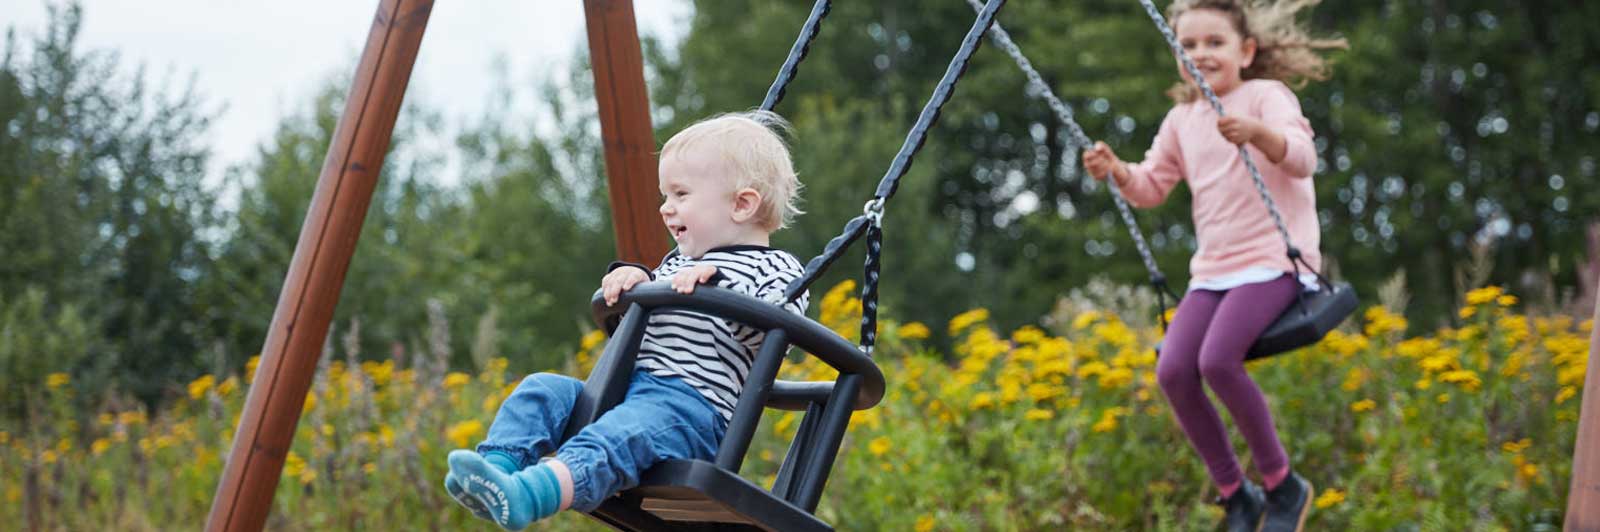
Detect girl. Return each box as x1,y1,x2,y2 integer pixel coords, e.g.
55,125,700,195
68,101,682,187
1081,1,1345,530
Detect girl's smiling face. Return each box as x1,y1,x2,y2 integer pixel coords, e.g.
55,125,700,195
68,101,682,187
1174,8,1256,96
658,148,746,259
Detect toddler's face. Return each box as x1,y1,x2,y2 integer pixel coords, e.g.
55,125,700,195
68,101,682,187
1174,8,1256,97
658,148,743,259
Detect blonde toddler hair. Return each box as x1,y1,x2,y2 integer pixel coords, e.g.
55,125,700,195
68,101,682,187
661,110,803,231
1166,0,1349,103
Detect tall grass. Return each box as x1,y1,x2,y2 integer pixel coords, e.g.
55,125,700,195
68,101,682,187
3,284,1587,530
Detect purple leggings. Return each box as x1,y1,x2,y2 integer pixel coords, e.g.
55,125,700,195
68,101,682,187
1157,274,1300,489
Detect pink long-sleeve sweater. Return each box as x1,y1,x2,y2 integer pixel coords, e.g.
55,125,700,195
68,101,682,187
1116,79,1322,284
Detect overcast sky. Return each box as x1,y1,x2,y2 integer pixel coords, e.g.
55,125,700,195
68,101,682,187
5,0,690,185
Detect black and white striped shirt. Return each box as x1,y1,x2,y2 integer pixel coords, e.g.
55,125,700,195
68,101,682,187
613,245,809,421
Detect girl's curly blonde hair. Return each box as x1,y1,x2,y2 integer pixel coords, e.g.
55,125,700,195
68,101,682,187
1165,0,1348,103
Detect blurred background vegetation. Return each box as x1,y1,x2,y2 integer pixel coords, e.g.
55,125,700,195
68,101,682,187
4,0,1595,412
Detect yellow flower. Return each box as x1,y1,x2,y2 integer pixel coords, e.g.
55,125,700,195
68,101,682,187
1496,294,1518,307
445,420,486,448
443,372,471,390
868,436,892,457
1350,399,1376,413
1314,488,1346,508
1072,310,1101,331
46,372,70,390
1092,407,1126,433
1438,370,1481,391
1097,367,1135,389
1024,409,1054,421
91,438,112,456
1436,393,1451,404
774,412,797,435
948,308,991,336
1464,286,1504,306
1556,386,1577,405
1340,367,1368,392
246,355,262,382
218,376,239,397
970,392,995,410
1458,306,1476,319
898,322,931,340
118,411,147,426
1501,438,1532,454
1363,307,1408,337
1026,383,1062,402
188,375,216,400
1077,361,1110,379
580,329,607,352
1513,454,1541,484
363,462,378,475
915,515,937,532
1011,325,1046,345
362,360,396,387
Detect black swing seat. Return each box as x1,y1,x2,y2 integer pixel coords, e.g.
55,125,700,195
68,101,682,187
1156,281,1359,361
1245,281,1359,360
567,282,886,532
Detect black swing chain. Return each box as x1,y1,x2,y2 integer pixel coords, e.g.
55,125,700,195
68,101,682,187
761,0,832,113
783,0,1007,314
968,0,1180,328
860,200,884,354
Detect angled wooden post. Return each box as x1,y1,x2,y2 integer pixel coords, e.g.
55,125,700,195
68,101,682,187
205,1,433,530
1569,281,1600,530
584,0,671,265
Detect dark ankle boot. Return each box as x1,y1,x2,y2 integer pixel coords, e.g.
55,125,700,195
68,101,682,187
1261,471,1313,532
1215,480,1266,532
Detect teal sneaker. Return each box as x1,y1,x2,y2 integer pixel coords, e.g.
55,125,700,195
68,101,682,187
447,449,563,530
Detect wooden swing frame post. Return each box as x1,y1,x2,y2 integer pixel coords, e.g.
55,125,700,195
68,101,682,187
1569,283,1600,530
585,0,672,265
204,1,663,530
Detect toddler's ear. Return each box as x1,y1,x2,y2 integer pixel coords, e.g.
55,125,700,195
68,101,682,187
731,188,763,223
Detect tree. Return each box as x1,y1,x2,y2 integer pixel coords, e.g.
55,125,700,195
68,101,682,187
0,2,217,406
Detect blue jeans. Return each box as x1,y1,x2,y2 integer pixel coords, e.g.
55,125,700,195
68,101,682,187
477,370,728,511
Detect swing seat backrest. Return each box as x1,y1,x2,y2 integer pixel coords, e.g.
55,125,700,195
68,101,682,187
565,282,885,532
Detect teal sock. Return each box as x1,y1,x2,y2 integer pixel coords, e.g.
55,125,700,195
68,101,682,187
448,449,562,530
483,450,520,474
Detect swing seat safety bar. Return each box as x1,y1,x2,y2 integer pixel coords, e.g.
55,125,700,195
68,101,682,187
566,282,885,532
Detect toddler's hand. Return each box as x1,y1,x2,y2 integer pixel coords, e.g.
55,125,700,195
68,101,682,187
671,264,719,294
601,266,651,306
1217,115,1264,145
1081,141,1124,182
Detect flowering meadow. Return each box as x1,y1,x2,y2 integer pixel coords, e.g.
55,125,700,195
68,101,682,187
3,283,1588,530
